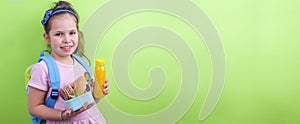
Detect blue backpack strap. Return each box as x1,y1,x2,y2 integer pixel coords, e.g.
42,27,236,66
72,54,94,82
38,54,60,108
39,50,50,57
29,51,59,124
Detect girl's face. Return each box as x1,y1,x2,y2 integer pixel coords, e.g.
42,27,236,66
44,13,78,59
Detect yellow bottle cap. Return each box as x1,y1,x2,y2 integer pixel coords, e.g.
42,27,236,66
96,59,105,65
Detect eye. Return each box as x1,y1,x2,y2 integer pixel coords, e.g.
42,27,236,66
55,33,62,36
70,31,77,35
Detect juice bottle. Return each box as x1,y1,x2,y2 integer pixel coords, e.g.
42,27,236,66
94,59,106,98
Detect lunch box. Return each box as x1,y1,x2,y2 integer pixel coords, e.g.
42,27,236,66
64,90,94,111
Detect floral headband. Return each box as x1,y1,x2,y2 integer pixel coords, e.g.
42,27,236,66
41,8,78,30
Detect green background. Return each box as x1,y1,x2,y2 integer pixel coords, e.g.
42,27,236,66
1,0,299,123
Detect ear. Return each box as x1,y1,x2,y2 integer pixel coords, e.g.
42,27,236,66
43,33,50,45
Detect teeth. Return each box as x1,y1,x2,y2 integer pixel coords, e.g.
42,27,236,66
61,46,72,49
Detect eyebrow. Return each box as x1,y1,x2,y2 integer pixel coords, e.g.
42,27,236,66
54,29,77,32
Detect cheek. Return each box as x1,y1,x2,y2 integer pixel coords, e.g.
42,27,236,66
50,38,61,46
73,36,79,44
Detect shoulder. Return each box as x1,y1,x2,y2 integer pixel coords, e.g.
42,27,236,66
31,60,48,72
30,61,49,80
27,61,49,91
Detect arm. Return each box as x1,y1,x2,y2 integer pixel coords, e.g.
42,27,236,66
28,86,92,121
27,86,62,121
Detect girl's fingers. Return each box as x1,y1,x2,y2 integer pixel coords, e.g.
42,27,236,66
65,108,72,117
103,81,109,94
87,102,95,109
103,88,109,94
70,102,91,116
82,102,88,110
104,83,108,88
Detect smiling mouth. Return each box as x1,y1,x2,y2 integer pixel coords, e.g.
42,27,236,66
61,45,73,50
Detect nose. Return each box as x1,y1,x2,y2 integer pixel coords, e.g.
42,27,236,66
64,35,71,43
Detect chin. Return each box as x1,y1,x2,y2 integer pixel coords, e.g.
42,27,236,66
59,52,73,57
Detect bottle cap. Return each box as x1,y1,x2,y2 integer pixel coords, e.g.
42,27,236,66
96,59,105,65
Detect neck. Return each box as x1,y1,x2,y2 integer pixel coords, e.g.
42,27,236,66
51,53,74,65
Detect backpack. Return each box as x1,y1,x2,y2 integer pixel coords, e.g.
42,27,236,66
25,50,94,124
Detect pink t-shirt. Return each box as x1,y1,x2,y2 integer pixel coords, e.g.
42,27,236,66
28,58,106,124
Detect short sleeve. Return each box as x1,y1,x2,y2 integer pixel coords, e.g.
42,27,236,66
27,61,49,91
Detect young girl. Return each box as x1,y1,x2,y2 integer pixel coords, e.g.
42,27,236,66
27,1,108,123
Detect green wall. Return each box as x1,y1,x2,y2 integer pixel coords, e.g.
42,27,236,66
0,0,299,123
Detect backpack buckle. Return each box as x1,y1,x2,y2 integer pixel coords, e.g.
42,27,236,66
51,89,59,99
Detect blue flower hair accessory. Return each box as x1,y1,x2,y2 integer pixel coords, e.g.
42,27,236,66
41,10,53,26
41,9,78,30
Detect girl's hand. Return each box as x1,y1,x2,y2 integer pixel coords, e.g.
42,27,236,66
103,79,109,95
92,79,109,101
61,102,95,121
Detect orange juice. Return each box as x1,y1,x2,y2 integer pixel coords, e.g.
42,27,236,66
94,59,106,98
